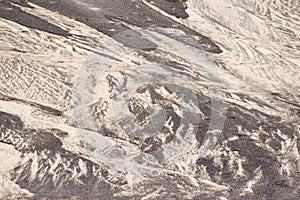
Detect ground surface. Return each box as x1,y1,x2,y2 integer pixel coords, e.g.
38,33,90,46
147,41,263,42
0,0,300,199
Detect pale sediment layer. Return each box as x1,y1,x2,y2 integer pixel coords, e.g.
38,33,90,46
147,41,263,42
0,0,299,199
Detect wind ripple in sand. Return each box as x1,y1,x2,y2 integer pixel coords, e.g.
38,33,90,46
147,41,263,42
182,0,300,105
0,0,299,199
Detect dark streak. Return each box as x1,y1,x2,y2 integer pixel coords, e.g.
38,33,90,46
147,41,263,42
27,0,222,53
145,0,189,19
0,0,70,37
0,93,63,116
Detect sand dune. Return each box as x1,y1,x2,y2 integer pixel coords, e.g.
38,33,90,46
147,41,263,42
0,0,299,199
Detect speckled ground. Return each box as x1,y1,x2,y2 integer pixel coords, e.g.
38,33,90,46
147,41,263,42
0,0,299,199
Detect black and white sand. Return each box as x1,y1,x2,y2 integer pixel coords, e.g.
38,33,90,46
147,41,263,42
0,0,299,199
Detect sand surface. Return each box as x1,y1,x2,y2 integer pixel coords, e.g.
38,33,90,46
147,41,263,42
0,0,299,199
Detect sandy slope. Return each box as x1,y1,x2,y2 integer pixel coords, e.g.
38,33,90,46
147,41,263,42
0,0,299,199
